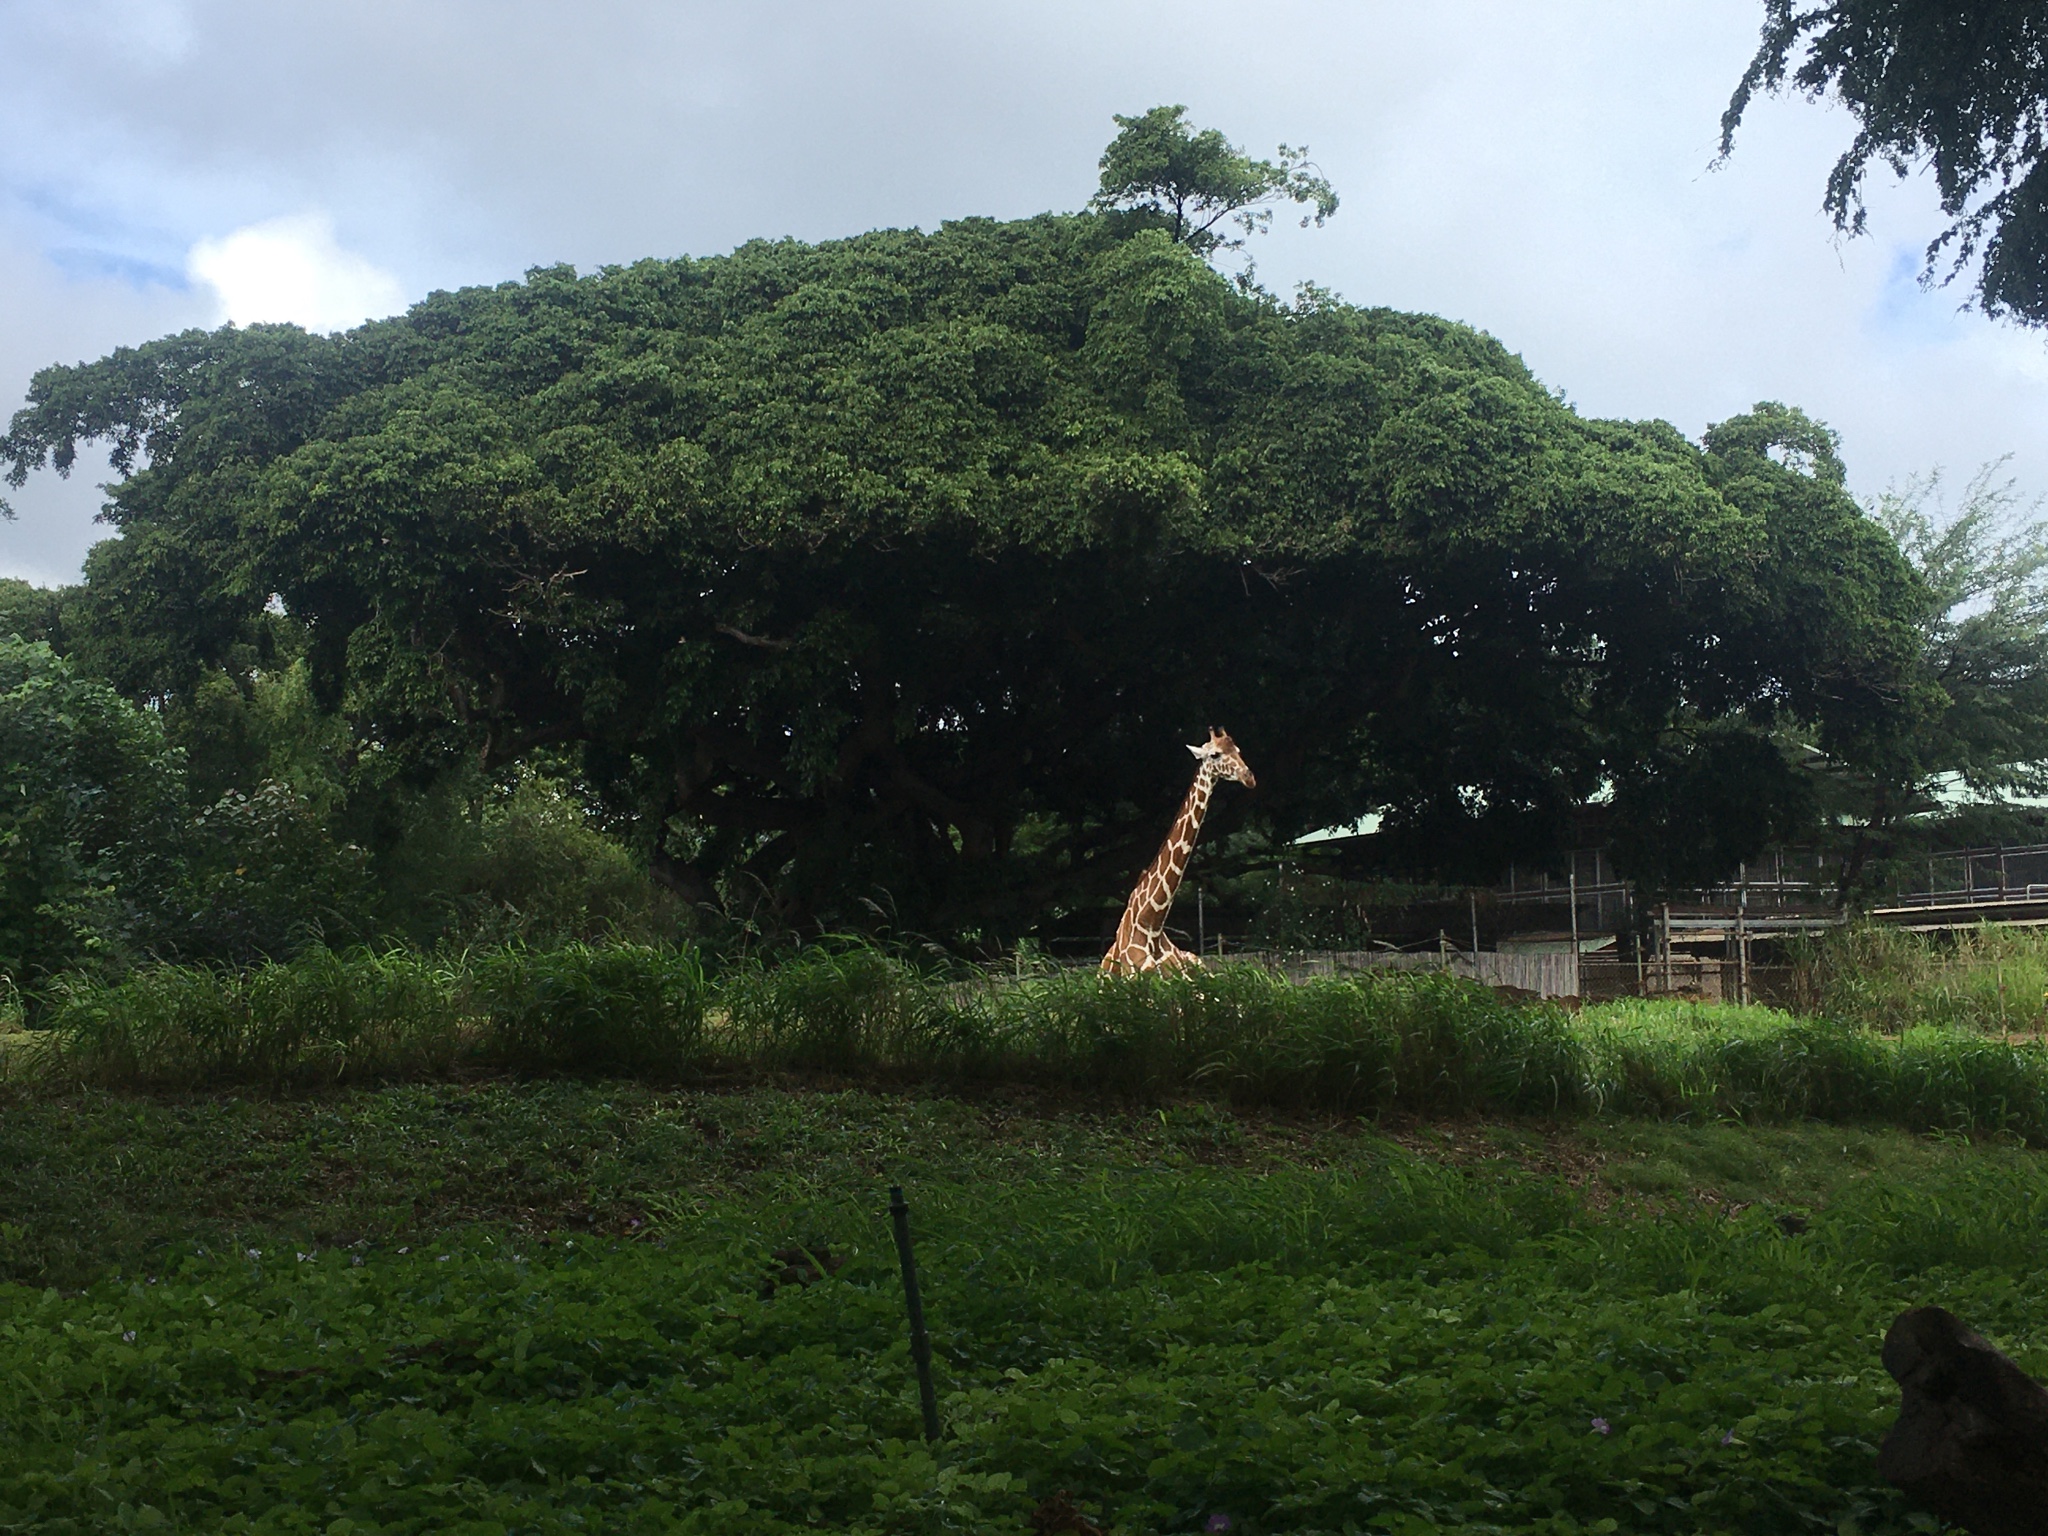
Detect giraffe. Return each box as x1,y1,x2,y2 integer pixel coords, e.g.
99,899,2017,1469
1101,727,1257,973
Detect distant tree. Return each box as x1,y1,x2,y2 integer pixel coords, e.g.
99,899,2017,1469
1091,105,1337,256
1722,2,2048,325
1819,462,2048,893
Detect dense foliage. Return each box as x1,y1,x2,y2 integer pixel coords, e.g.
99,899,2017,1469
0,638,184,982
0,195,1929,942
0,619,687,982
1723,0,2048,325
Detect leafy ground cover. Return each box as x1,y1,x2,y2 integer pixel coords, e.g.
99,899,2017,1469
3,1083,2046,1533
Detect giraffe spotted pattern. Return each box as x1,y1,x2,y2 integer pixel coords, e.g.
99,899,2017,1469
1102,727,1256,974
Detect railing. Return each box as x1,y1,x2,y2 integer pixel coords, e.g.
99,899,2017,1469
1885,843,2048,908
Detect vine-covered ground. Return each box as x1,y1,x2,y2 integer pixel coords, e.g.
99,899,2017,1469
3,1085,2042,1533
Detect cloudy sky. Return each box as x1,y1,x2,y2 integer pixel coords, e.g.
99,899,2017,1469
3,0,2044,586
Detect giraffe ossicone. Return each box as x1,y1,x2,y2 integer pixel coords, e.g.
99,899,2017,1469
1101,726,1256,974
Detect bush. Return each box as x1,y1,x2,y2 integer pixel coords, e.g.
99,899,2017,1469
427,775,689,949
161,780,377,965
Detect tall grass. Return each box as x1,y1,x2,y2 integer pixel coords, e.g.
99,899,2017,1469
1578,998,2048,1136
974,965,1585,1113
711,954,1582,1111
29,948,469,1088
1802,922,2048,1033
469,942,706,1074
15,942,2048,1143
718,945,978,1071
23,943,706,1088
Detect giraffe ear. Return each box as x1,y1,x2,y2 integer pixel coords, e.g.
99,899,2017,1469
1187,743,1206,758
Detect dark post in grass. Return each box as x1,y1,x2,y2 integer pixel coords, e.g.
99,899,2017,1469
889,1184,941,1443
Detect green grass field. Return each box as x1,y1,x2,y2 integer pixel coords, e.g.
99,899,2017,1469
4,1078,2046,1534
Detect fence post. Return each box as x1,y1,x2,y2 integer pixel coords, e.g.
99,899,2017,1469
1630,883,1645,996
1661,903,1673,994
1568,866,1581,999
888,1185,941,1444
1736,869,1750,1007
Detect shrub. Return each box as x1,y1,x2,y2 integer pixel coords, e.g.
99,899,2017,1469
432,775,689,949
162,780,377,965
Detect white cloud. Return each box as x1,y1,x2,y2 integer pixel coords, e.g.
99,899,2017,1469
8,0,195,68
186,212,405,332
103,0,196,66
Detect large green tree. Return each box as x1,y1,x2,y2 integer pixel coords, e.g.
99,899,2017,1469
3,121,1928,940
1722,2,2048,325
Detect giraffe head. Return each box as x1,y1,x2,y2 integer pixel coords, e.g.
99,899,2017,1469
1188,726,1257,789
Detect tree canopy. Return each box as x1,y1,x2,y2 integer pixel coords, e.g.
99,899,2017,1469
1091,105,1337,256
2,112,1933,942
1722,1,2048,326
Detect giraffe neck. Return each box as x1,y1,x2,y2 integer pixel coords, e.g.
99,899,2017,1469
1130,765,1216,938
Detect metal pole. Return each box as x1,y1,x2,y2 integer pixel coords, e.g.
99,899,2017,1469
1568,866,1581,1000
1469,891,1480,968
888,1185,941,1444
1737,869,1750,1008
1196,885,1205,959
